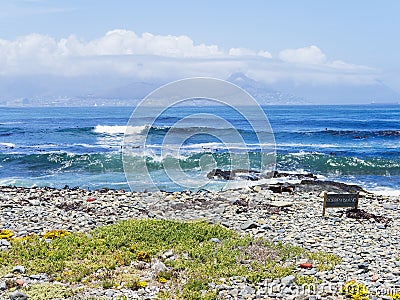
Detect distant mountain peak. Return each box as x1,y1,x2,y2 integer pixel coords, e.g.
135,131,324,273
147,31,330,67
227,72,258,86
226,72,308,105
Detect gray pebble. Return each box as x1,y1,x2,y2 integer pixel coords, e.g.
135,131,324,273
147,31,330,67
215,207,225,214
162,249,174,259
12,266,25,274
217,284,232,291
240,221,259,230
1,182,399,299
229,288,239,297
152,261,167,274
281,275,295,286
105,290,115,298
376,223,386,229
8,291,28,300
0,239,11,247
240,285,255,296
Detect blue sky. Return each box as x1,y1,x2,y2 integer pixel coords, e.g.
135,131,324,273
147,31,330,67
0,0,399,102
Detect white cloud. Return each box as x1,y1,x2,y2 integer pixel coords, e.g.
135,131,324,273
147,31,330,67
0,33,61,74
257,50,272,58
229,47,254,56
327,59,372,71
277,45,373,74
278,45,327,65
228,47,272,59
57,30,224,58
0,30,376,87
0,30,273,77
0,29,225,70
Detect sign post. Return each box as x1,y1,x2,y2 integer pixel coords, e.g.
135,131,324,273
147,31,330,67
322,192,359,216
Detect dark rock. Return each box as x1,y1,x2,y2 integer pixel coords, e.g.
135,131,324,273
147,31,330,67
272,171,317,180
346,208,391,227
268,184,295,193
207,169,236,180
12,266,25,274
240,221,259,230
358,262,369,268
298,180,365,193
207,168,261,181
55,201,83,211
207,169,317,182
261,224,273,230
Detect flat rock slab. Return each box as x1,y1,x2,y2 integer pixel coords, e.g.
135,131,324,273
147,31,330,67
269,201,294,207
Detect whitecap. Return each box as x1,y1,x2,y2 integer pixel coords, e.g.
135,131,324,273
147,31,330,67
0,142,15,148
93,125,148,135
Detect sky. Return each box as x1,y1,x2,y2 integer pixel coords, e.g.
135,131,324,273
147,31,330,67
0,0,399,103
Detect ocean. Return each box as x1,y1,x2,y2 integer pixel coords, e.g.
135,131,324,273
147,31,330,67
0,105,399,194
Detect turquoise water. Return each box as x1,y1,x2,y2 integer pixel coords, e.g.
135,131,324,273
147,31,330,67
0,105,399,193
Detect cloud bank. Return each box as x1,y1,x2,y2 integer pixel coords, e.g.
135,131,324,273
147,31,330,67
0,29,377,86
279,45,327,65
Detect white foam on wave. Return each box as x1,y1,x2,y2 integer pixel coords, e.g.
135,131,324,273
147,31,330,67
0,178,17,185
276,143,340,148
141,142,226,154
288,150,326,156
183,142,224,150
24,144,58,149
0,142,15,148
94,125,147,135
71,143,105,149
176,142,270,152
0,121,22,125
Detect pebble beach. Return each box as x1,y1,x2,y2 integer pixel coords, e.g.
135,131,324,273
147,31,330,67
1,181,399,300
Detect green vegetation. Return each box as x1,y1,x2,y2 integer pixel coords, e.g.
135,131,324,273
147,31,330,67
0,219,341,299
294,275,321,287
42,229,71,240
0,229,14,240
136,250,151,262
388,293,400,300
307,251,342,271
341,279,369,300
22,283,73,300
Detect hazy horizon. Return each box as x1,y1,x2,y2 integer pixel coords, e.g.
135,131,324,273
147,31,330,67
1,1,400,105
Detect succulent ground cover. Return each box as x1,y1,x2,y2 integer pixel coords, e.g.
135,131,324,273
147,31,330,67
0,219,341,299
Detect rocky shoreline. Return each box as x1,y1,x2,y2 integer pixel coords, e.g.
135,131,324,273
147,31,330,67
1,179,399,299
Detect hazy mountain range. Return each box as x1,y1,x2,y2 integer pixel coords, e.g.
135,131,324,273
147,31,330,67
0,72,398,106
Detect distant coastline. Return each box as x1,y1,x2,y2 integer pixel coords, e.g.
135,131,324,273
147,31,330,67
1,102,400,108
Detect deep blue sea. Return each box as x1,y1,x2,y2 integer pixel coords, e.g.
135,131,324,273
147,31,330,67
0,105,399,194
